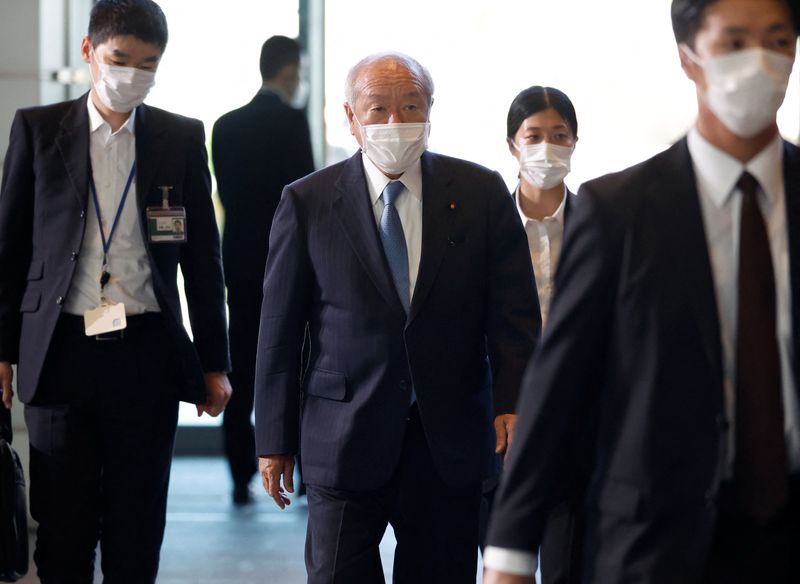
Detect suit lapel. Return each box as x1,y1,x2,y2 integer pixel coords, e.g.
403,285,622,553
333,153,403,312
564,188,574,225
651,139,723,384
54,94,91,211
782,141,800,401
134,104,167,209
409,152,452,323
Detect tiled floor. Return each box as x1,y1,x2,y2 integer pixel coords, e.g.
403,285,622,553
153,457,320,583
20,457,399,583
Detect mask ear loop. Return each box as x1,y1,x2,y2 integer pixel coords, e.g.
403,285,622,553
87,48,102,90
680,43,704,67
349,110,369,154
508,138,522,182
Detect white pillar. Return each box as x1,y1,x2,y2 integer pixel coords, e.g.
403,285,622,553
0,0,91,170
306,0,325,168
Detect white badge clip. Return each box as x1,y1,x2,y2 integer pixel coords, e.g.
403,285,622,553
84,302,127,337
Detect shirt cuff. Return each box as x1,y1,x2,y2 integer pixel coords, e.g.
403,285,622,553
483,546,538,576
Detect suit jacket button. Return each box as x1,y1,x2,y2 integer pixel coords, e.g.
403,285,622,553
398,380,409,391
56,296,64,305
79,211,85,219
70,251,79,261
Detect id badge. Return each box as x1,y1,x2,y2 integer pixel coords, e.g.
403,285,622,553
146,207,187,243
84,302,127,336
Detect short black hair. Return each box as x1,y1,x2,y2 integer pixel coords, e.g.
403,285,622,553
671,0,800,48
260,36,301,81
506,86,578,142
88,0,168,52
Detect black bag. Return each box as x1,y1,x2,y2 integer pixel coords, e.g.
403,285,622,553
0,407,28,581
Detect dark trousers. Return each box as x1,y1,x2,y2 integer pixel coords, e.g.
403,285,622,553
222,282,260,488
24,314,180,584
704,475,800,584
305,406,482,584
478,474,499,552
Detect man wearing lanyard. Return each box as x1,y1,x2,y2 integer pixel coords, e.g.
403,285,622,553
0,1,231,582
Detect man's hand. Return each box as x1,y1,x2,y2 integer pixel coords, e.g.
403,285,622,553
259,455,295,509
196,372,232,417
483,569,536,584
495,413,517,461
0,361,13,409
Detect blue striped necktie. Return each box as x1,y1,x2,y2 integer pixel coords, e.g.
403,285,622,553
379,181,410,314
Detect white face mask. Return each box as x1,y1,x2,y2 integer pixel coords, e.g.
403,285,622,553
91,52,156,112
353,114,430,175
681,45,794,138
513,142,573,190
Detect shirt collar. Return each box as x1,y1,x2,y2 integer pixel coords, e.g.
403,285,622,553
361,151,423,206
86,93,136,136
687,126,783,208
514,184,568,226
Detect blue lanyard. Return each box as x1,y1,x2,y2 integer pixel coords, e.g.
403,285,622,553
89,163,136,259
89,163,136,295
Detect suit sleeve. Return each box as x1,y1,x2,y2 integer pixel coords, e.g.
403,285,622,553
485,172,541,415
178,120,231,373
280,109,315,184
486,183,618,552
253,184,312,456
0,110,35,363
209,118,230,209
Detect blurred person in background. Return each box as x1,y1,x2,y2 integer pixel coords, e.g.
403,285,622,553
212,35,314,505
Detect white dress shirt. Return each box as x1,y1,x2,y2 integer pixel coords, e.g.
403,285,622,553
485,130,800,576
689,127,800,476
515,186,569,327
64,96,160,316
361,152,423,302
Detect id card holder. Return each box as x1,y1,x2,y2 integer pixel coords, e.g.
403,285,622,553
146,206,187,243
84,302,127,336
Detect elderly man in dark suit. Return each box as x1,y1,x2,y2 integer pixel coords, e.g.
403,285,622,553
212,35,314,505
0,1,231,581
485,0,800,583
254,52,540,583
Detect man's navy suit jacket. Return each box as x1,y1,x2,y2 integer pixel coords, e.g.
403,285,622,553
487,138,800,583
0,94,230,405
254,150,540,491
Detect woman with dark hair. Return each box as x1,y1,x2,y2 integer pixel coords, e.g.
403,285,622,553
487,86,585,584
506,85,578,326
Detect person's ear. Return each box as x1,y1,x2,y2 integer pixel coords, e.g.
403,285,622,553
80,36,93,65
678,43,701,83
507,139,520,159
344,102,357,137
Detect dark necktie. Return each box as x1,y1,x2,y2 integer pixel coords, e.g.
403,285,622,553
734,171,788,523
379,181,410,314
